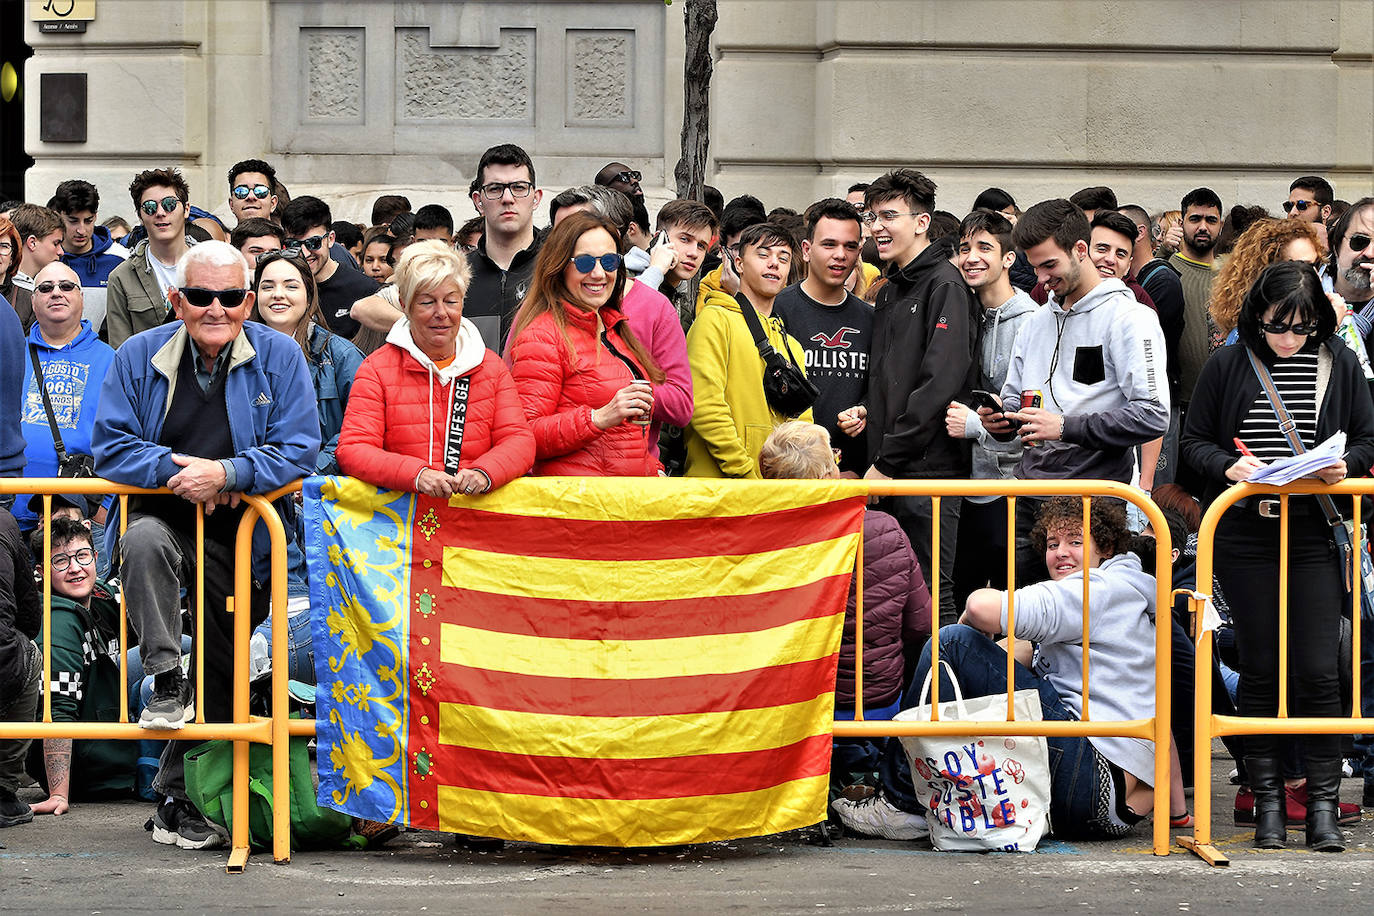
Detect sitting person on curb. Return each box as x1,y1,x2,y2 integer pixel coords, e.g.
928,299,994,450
832,497,1166,840
93,240,319,850
758,421,930,791
27,516,138,815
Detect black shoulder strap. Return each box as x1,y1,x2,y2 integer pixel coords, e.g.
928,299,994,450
735,293,801,369
442,375,472,475
28,343,70,463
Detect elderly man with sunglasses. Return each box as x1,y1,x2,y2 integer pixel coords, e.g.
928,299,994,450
104,168,199,348
92,240,319,850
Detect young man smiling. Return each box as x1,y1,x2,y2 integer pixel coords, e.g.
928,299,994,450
837,168,980,625
774,198,871,473
281,195,378,340
104,168,197,348
684,223,811,478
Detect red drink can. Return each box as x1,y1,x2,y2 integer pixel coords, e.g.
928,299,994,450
1021,389,1043,446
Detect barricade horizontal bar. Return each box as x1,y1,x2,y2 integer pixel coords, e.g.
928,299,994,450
0,721,272,742
833,718,1157,740
1208,715,1374,738
287,719,317,737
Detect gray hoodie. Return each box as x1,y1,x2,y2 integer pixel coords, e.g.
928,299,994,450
999,551,1158,784
961,290,1037,500
1000,278,1169,482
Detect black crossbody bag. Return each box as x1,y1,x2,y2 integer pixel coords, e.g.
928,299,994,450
28,344,96,479
1246,347,1374,620
736,293,818,419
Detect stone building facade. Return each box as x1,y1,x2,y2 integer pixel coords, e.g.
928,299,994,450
22,0,1373,226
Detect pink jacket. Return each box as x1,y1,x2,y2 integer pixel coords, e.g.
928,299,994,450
622,280,693,458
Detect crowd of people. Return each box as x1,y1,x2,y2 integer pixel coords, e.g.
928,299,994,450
0,144,1372,853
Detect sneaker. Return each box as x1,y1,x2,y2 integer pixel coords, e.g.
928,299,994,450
151,798,224,850
354,818,400,848
0,788,33,828
830,790,929,840
140,668,192,729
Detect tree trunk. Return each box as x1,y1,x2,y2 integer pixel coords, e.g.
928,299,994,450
674,0,717,203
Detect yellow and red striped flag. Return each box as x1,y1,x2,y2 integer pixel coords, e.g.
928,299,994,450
306,476,864,847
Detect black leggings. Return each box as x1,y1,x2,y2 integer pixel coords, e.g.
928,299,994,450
1214,509,1343,760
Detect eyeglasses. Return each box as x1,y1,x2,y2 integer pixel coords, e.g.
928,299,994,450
139,196,183,216
1259,319,1320,336
569,253,622,273
479,181,535,200
1348,233,1372,252
35,280,80,295
611,170,642,185
232,183,273,201
51,547,95,572
0,242,13,255
179,287,250,308
284,234,328,253
860,210,919,225
459,243,478,253
1282,199,1318,214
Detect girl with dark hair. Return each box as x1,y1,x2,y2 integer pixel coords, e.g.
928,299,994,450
252,250,364,476
1182,261,1374,851
507,211,665,476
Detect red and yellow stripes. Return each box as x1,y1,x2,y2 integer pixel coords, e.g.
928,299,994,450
401,478,865,846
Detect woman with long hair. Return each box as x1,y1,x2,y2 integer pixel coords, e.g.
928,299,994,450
507,211,665,476
1210,218,1325,337
252,250,364,476
1182,261,1374,851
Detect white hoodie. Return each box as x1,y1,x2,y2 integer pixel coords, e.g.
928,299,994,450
386,315,487,469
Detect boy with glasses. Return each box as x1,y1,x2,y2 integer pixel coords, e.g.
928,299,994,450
281,196,379,340
837,169,981,626
464,144,544,349
226,159,279,225
104,168,197,348
26,515,139,817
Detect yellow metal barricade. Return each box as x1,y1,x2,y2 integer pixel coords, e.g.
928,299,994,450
835,479,1174,857
1181,479,1374,867
0,478,288,873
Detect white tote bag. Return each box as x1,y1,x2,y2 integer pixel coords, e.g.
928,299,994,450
894,662,1051,852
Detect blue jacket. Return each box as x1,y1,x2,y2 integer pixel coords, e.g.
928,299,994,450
306,324,364,475
93,321,320,579
15,320,116,530
0,297,23,477
61,227,129,289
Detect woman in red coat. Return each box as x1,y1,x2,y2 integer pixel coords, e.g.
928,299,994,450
336,240,534,496
506,211,665,476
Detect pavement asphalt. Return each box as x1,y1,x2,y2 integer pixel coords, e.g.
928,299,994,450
3,744,1374,914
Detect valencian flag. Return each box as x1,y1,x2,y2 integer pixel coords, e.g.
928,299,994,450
304,476,864,847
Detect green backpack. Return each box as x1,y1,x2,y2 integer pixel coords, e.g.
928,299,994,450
184,734,360,851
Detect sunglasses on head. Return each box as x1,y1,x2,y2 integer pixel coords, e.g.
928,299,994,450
139,196,182,216
1348,233,1372,252
1259,319,1320,336
569,253,622,273
179,287,250,308
1282,199,1319,214
612,170,642,184
34,280,79,295
232,183,273,201
285,234,328,252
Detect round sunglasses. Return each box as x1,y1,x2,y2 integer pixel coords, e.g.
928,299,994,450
233,183,273,201
568,253,622,273
139,196,183,216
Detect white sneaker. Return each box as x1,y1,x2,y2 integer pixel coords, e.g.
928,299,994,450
831,791,930,840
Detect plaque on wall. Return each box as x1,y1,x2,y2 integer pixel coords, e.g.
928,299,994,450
39,72,86,143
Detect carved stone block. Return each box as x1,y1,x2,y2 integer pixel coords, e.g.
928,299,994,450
566,30,632,126
397,27,534,122
303,28,365,122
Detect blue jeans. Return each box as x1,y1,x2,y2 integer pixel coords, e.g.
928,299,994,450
879,625,1099,837
253,608,316,686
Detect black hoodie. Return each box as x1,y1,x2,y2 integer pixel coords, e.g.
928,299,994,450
864,242,981,478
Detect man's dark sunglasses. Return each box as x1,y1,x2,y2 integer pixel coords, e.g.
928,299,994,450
232,183,273,201
1347,233,1372,252
180,287,250,308
612,170,642,184
285,234,328,252
569,253,622,273
1259,320,1320,336
139,196,182,216
1282,199,1318,214
35,280,79,295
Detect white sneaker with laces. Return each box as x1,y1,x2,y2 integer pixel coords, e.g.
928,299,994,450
831,791,930,840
